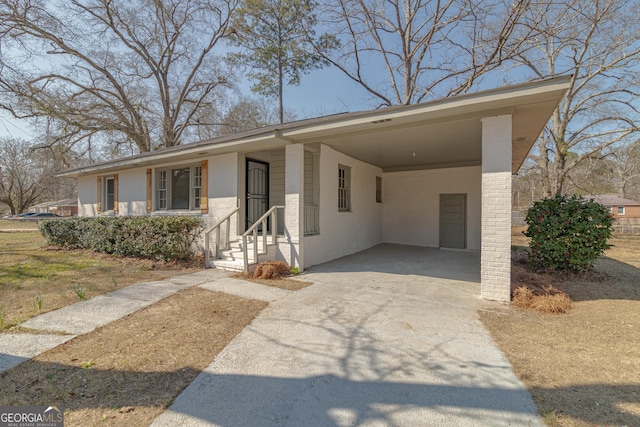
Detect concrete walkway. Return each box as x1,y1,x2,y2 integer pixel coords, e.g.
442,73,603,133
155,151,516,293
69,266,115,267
151,244,543,427
0,270,290,372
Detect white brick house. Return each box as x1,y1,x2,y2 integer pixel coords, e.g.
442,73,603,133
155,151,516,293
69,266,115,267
59,77,570,301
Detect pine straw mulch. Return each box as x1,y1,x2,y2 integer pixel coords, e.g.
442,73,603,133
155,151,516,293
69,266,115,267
233,260,313,291
509,248,607,314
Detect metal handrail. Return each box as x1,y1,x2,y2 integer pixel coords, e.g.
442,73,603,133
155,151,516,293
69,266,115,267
204,207,239,266
241,205,284,272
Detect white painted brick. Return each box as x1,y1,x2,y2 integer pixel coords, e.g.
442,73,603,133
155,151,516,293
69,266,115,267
481,115,512,301
285,144,305,269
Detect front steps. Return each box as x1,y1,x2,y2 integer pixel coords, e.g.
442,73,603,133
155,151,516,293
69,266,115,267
207,235,278,272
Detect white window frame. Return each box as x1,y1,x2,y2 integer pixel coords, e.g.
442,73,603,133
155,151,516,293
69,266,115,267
104,176,115,211
338,164,351,212
155,164,202,211
617,206,625,215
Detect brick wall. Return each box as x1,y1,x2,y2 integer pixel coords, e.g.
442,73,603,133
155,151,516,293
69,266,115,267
481,115,512,301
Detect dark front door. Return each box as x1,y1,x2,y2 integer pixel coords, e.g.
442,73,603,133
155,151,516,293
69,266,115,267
246,159,269,230
440,194,467,249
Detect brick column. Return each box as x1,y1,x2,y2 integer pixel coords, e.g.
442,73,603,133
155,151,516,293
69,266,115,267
285,143,305,270
481,115,512,301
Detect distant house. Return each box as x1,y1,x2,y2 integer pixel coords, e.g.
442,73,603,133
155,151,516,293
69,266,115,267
29,199,78,217
588,194,640,219
58,77,570,301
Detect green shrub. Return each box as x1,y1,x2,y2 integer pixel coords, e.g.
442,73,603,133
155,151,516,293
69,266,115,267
524,194,613,272
40,216,203,262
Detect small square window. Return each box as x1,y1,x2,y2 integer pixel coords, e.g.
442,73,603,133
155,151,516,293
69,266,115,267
617,206,625,215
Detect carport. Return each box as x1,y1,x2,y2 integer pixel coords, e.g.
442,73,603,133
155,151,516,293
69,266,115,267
291,76,570,300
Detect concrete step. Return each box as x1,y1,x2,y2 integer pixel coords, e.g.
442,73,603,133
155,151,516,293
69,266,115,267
208,235,279,272
209,258,246,272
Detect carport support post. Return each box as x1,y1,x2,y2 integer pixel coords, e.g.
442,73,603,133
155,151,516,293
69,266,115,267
285,143,304,270
481,115,512,301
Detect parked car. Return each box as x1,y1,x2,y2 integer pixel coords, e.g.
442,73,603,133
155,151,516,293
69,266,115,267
28,212,61,218
17,212,37,218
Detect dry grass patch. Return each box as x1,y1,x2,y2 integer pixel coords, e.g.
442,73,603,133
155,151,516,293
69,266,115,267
481,231,640,426
0,230,201,330
0,219,39,231
0,287,267,426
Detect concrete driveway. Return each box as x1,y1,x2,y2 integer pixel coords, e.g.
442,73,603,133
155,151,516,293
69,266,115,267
152,244,542,426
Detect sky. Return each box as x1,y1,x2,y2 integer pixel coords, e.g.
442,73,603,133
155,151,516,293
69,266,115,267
0,65,375,142
0,63,512,143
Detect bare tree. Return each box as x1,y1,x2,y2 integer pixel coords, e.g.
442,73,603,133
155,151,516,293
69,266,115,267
605,140,640,199
0,137,56,214
310,0,533,106
0,0,236,153
515,0,640,197
218,97,296,135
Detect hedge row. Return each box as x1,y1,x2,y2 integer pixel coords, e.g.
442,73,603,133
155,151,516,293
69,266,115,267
39,216,203,261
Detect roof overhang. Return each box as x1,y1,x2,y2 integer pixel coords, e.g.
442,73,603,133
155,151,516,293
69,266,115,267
58,76,570,178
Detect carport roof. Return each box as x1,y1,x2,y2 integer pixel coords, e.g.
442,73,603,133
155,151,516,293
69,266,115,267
58,76,570,177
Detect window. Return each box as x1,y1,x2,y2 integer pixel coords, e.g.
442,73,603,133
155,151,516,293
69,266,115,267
338,165,351,211
104,177,115,211
617,206,625,215
156,164,202,210
376,176,382,203
193,165,202,209
157,171,167,209
606,206,613,214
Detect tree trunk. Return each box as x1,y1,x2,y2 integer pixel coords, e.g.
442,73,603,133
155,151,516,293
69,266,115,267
278,56,284,124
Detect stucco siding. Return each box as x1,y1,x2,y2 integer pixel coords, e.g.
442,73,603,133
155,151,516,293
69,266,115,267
77,175,98,217
115,167,147,215
304,144,383,267
207,153,240,232
381,166,481,250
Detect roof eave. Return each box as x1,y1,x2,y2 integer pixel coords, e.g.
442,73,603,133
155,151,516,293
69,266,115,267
57,75,571,178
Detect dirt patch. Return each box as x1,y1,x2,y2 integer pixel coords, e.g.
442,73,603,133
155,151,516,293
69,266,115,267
481,231,640,426
0,287,267,426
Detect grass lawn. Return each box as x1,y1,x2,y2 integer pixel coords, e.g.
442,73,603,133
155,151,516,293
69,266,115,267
0,220,302,425
480,229,640,426
1,288,267,426
0,219,39,230
0,220,201,330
